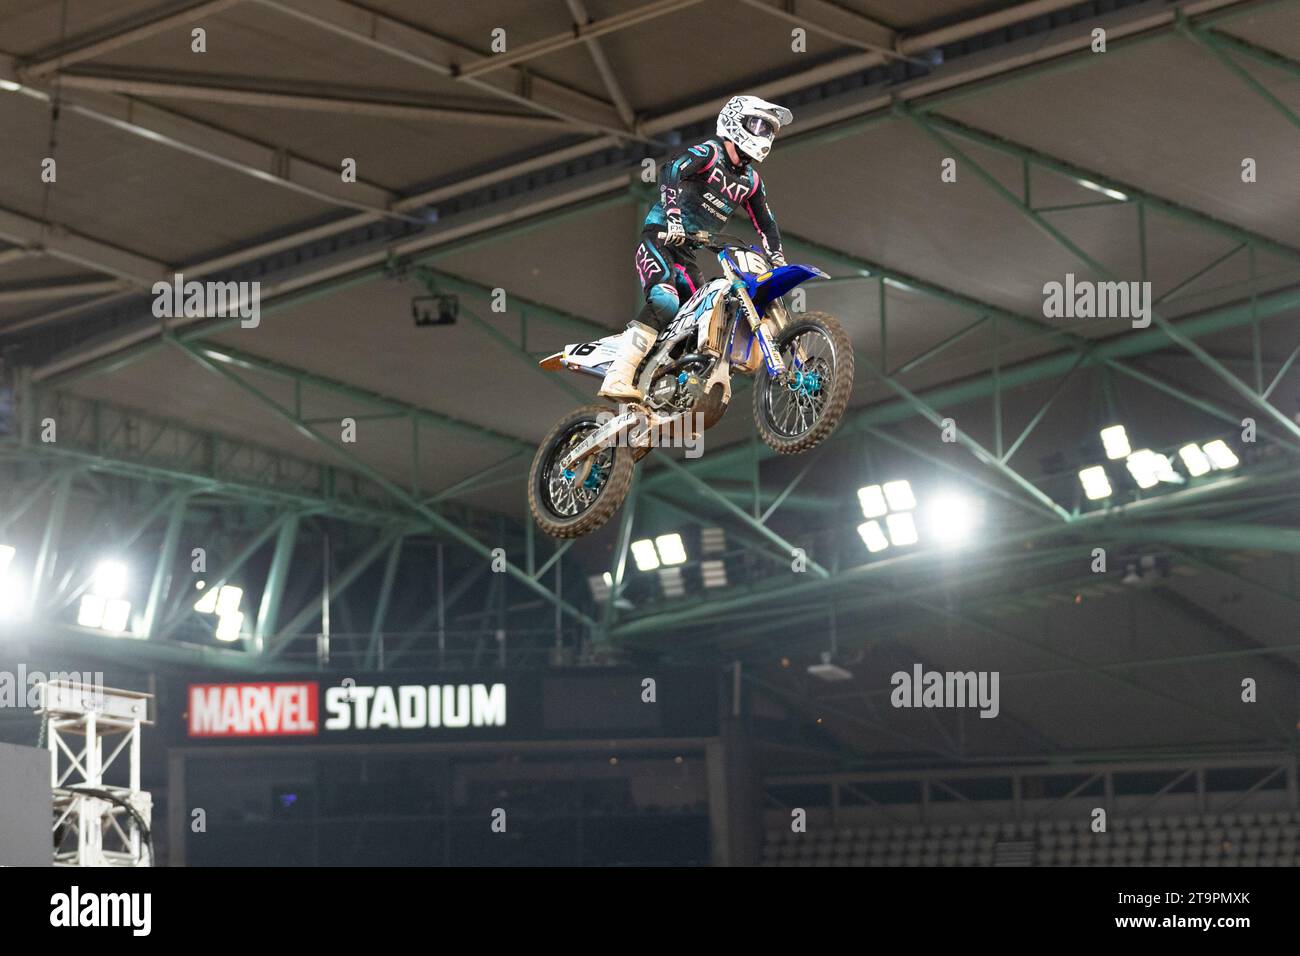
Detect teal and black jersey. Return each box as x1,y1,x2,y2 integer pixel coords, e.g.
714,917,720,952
643,137,783,257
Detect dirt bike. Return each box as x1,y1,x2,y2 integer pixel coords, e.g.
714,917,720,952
528,231,854,538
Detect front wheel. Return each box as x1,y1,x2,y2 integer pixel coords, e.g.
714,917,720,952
529,404,635,538
752,311,855,455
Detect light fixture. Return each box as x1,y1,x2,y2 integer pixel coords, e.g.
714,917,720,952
924,493,981,546
78,593,131,632
1178,443,1211,477
630,539,660,572
654,533,687,566
0,571,25,620
215,585,243,616
194,587,219,614
882,480,916,511
78,594,106,628
91,560,128,599
808,651,853,682
1099,424,1131,460
700,527,726,555
857,485,887,518
657,567,685,597
885,512,918,547
1078,465,1112,501
1077,179,1129,202
1201,439,1239,470
100,599,131,632
587,573,612,601
1126,449,1178,489
214,611,244,643
857,520,888,553
700,559,727,588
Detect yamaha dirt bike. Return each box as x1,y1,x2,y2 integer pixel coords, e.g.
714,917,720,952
528,232,854,538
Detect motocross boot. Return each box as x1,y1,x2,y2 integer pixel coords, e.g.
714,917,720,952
598,321,656,402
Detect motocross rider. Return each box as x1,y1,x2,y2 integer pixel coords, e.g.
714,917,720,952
598,95,793,402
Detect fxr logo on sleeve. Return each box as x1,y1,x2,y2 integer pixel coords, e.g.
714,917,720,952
50,887,151,937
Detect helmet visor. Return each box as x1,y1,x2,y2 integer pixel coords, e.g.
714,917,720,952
742,115,777,137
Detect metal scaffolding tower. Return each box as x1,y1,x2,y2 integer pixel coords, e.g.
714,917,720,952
38,680,154,867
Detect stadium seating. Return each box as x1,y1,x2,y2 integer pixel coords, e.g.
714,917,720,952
761,809,1300,866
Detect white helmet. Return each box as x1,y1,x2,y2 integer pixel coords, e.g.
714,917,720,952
716,95,793,163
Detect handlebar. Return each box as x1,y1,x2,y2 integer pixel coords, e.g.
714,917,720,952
656,230,756,252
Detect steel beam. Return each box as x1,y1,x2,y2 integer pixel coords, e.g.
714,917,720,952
139,491,190,638
859,353,1074,522
251,0,634,139
456,0,703,79
651,453,831,577
19,0,242,78
0,206,164,286
171,338,597,630
365,533,405,668
53,71,568,129
268,525,404,654
911,110,1300,447
564,0,635,129
253,511,300,652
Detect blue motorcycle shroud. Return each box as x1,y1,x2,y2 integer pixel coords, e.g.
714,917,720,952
743,264,829,312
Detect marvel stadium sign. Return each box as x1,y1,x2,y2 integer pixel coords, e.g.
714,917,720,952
188,680,506,737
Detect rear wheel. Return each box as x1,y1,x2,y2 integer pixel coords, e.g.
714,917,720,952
752,311,854,455
528,404,635,538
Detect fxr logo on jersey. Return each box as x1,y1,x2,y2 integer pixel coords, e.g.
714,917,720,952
706,167,750,202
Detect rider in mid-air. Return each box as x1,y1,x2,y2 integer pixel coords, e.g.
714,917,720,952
599,95,793,402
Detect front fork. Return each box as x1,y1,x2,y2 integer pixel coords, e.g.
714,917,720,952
730,278,810,379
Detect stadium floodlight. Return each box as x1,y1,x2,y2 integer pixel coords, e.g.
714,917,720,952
1078,465,1112,501
654,533,687,566
1178,443,1212,477
91,560,128,599
925,493,981,546
78,593,131,631
215,585,243,616
1125,449,1178,489
700,527,726,555
657,567,685,597
630,539,660,572
100,599,131,633
0,544,14,577
1099,424,1131,460
0,571,25,620
882,480,916,511
1201,439,1239,470
194,587,218,614
1077,179,1129,202
587,573,612,601
78,594,106,628
857,485,887,518
885,511,918,547
857,520,889,553
700,560,727,588
214,611,244,643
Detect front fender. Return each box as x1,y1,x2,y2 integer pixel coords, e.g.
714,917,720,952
749,264,829,309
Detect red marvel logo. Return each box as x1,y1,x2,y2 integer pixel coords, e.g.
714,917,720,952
188,682,319,737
